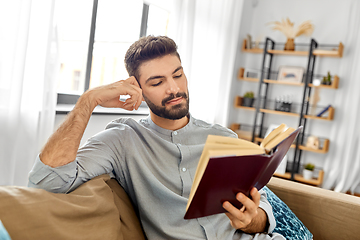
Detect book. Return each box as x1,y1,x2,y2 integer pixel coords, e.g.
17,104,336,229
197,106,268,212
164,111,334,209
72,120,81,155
184,124,302,219
316,104,331,117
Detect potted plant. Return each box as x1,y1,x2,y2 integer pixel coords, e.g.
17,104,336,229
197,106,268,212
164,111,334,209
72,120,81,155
242,91,255,107
303,163,315,179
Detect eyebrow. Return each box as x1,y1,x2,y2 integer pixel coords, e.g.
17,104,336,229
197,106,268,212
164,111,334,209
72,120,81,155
145,66,183,84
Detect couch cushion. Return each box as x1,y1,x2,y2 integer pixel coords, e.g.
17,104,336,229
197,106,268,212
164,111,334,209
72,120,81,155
0,174,144,240
263,186,313,240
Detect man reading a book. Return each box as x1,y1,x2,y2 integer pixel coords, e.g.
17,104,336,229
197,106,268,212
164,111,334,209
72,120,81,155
28,36,283,240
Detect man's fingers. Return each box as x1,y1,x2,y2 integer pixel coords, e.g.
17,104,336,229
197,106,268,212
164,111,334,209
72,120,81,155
223,201,245,221
250,188,260,207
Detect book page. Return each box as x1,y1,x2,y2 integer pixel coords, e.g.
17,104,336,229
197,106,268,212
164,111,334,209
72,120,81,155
264,127,296,153
260,123,286,148
206,135,260,148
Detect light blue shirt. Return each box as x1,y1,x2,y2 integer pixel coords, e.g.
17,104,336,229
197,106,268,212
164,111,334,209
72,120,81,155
28,115,277,240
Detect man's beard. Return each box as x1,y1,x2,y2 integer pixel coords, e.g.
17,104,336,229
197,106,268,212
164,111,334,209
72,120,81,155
143,91,190,120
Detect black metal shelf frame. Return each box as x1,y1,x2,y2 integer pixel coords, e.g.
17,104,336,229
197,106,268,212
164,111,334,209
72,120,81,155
250,37,319,180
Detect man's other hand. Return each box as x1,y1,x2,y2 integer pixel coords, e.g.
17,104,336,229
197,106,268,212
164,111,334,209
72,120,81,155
222,187,268,234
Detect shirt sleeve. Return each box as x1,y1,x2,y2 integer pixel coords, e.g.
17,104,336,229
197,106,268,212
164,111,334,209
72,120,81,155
28,137,118,193
258,188,276,233
28,155,79,193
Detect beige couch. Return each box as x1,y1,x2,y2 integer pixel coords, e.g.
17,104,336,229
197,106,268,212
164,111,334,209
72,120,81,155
0,175,359,240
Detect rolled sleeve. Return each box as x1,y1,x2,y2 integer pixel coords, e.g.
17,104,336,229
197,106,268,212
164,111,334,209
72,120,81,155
259,189,276,233
28,155,79,193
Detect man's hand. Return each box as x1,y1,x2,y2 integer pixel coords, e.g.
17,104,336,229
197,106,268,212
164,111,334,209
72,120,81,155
222,188,268,234
86,76,143,111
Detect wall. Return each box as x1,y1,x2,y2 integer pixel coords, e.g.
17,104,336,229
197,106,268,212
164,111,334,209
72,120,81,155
229,0,353,174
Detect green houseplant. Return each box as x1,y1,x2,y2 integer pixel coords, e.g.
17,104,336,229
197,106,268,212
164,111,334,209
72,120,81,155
303,163,315,179
242,91,255,107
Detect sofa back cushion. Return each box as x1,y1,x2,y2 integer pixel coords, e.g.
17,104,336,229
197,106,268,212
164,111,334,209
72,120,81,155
0,174,145,240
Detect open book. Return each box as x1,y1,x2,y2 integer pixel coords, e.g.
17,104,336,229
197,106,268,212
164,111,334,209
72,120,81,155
184,124,302,219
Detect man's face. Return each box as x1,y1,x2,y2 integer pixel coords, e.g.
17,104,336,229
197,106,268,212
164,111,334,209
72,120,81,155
138,54,189,120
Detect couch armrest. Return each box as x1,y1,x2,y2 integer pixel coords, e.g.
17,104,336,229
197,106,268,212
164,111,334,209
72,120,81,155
267,177,360,240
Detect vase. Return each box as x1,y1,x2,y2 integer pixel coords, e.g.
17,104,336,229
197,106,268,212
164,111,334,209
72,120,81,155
284,38,295,51
242,97,254,107
303,169,313,180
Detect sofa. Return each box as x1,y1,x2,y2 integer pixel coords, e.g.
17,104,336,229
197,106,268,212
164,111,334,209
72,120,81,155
0,174,359,240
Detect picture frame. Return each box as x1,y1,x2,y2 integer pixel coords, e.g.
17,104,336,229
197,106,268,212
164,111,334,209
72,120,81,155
277,66,305,83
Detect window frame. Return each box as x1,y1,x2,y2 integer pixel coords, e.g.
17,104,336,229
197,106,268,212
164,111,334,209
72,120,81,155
57,0,150,105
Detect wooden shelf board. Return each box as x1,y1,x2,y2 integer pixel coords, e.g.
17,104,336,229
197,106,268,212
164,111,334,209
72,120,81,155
273,170,324,186
299,145,328,153
299,139,329,153
242,48,263,54
268,49,308,56
263,79,304,86
242,39,343,58
235,105,255,111
304,115,333,121
238,77,259,82
308,75,339,89
260,109,299,117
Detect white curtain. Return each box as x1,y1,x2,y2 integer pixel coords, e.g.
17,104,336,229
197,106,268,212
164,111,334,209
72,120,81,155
0,0,58,186
322,0,360,193
174,0,244,126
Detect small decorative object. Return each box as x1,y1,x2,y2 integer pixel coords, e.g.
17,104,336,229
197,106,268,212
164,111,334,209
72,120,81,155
244,68,259,78
275,95,292,112
277,66,304,83
316,104,332,117
303,163,315,180
309,79,321,115
254,35,264,49
268,18,314,51
321,72,332,85
246,34,252,49
242,91,254,107
306,136,320,150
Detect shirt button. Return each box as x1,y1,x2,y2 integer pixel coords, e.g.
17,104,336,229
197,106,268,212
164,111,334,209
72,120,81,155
173,131,178,135
182,167,187,172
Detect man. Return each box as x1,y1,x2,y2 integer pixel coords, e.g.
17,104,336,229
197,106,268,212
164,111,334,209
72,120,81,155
29,36,283,239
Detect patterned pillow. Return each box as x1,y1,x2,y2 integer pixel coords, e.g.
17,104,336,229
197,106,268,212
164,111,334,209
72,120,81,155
0,220,11,240
262,186,313,240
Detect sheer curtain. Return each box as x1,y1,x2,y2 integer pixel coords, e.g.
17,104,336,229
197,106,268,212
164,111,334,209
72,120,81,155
174,0,244,126
323,0,360,193
0,0,58,186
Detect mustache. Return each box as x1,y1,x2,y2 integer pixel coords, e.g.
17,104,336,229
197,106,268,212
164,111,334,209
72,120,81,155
161,92,188,106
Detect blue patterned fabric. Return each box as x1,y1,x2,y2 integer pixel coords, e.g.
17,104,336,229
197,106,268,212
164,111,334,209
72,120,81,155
0,220,11,240
263,186,313,240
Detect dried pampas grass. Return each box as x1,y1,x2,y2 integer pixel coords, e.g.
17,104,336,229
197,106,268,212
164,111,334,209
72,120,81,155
268,18,314,39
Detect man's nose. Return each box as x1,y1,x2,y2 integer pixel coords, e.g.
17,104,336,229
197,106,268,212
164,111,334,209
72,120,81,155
165,78,180,95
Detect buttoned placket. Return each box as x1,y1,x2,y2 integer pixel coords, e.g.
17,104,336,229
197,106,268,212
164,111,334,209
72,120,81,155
172,130,193,198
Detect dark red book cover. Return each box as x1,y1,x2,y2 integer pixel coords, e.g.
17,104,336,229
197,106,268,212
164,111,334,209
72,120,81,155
184,127,301,219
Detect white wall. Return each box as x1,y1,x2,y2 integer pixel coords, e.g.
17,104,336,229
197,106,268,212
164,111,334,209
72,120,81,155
229,0,353,172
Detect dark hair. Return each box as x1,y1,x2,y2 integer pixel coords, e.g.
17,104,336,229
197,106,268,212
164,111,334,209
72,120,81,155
124,35,181,82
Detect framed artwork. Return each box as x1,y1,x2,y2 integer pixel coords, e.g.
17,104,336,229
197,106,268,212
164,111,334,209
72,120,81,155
277,66,305,83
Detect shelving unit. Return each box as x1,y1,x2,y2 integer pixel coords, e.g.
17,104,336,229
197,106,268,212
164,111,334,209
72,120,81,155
233,38,343,186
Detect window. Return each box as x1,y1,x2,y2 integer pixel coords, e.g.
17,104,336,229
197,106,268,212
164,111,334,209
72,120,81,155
56,0,171,104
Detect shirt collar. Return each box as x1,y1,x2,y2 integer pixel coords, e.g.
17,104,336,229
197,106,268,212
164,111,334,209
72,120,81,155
143,114,193,136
